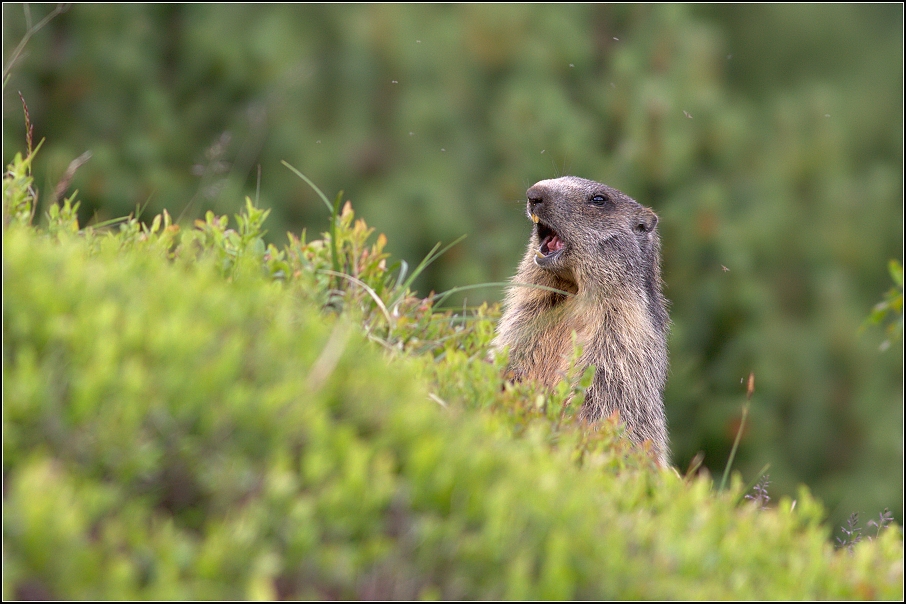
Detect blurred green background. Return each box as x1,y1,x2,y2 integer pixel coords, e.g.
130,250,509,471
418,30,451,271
3,4,902,532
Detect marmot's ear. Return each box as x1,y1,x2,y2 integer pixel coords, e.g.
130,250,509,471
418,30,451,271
635,208,658,233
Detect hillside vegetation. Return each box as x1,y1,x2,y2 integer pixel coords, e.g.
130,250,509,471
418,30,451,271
3,146,902,599
4,4,902,528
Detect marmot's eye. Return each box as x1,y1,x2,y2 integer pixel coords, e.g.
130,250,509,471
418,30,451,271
590,194,611,206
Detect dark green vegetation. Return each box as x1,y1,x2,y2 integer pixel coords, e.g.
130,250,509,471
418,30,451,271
3,145,903,598
2,1,903,582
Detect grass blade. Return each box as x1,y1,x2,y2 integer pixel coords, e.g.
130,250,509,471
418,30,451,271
397,235,467,294
281,160,333,213
720,373,755,492
322,269,392,326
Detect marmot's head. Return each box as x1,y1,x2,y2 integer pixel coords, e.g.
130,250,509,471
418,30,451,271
525,176,660,290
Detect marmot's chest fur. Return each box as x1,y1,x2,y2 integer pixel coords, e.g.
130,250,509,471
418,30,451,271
493,176,670,465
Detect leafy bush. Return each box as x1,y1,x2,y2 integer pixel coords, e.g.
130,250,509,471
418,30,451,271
863,260,904,352
3,147,902,599
4,1,902,547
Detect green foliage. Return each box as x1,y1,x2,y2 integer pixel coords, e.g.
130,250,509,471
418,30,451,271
2,5,901,532
191,198,270,276
2,140,42,228
863,260,904,351
3,150,903,598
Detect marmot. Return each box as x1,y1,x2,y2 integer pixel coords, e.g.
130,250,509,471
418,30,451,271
493,176,670,465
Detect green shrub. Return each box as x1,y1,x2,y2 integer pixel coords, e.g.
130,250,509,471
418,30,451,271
5,1,902,541
2,149,903,599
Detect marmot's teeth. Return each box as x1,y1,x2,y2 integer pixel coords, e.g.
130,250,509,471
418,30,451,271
531,213,540,224
535,249,545,259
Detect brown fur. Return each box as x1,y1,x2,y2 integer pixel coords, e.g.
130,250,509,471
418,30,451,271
493,176,670,465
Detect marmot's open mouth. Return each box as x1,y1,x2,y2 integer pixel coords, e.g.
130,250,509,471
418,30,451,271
533,217,565,265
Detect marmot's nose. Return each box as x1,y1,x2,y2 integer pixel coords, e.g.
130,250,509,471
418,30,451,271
527,185,546,209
